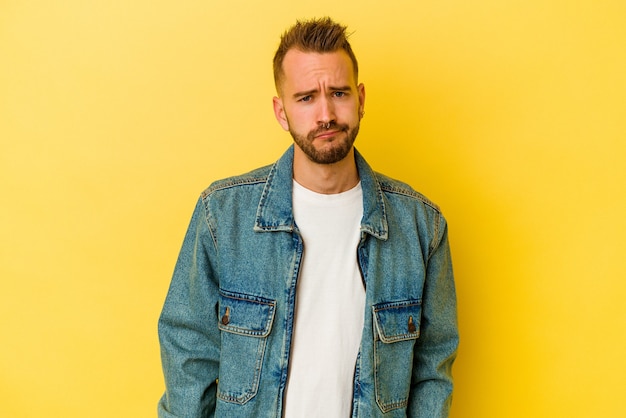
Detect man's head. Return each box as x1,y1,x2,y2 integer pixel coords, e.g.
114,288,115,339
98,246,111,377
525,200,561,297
272,18,365,165
273,17,359,95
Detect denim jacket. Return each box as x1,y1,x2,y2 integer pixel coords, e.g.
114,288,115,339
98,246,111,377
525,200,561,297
158,146,458,417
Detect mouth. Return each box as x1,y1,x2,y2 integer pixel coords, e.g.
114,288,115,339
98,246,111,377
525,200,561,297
310,124,349,141
314,130,341,140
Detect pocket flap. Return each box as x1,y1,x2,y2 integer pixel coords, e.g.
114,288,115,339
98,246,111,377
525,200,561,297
218,290,276,338
373,299,422,343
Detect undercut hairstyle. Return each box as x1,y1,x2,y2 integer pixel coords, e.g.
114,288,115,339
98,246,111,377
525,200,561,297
273,17,359,94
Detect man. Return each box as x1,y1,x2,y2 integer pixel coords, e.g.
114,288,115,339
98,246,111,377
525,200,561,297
158,17,458,418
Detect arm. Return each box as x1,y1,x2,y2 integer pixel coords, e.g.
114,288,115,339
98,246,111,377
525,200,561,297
158,198,220,418
408,216,459,417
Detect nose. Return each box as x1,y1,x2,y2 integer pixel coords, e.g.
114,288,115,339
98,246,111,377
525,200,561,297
317,96,336,127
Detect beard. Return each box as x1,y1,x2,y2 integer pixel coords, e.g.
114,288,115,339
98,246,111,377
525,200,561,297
289,121,360,165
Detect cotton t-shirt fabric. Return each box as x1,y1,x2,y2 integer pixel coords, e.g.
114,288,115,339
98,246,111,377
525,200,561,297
283,180,366,417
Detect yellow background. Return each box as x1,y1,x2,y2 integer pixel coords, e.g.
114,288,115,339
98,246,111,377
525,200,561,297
1,1,625,417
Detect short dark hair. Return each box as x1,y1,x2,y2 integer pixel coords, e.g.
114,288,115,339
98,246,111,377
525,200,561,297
273,17,359,93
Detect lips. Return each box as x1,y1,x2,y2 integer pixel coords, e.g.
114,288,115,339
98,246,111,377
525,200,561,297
315,130,341,139
310,124,349,141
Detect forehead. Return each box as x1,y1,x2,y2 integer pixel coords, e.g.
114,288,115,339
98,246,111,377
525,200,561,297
280,49,356,91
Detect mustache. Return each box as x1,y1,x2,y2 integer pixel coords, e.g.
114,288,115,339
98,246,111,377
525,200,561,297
307,123,349,140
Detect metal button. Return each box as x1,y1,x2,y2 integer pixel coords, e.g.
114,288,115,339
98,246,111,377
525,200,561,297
408,315,417,333
221,307,230,325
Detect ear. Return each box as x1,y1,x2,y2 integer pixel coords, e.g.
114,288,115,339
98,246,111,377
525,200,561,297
357,83,366,117
273,96,290,131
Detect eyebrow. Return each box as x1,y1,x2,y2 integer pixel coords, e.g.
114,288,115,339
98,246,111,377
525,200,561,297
292,85,353,99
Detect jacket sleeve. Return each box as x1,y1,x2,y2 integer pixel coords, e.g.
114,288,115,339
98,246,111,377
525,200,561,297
408,214,459,417
158,197,220,418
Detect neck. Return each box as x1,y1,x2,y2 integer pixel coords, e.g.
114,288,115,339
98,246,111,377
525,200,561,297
293,147,359,194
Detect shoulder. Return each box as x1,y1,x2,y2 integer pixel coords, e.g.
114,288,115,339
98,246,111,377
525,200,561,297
374,171,441,214
201,164,273,199
373,171,448,252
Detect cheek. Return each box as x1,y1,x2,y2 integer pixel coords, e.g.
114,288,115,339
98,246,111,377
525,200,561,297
286,108,311,128
338,103,360,122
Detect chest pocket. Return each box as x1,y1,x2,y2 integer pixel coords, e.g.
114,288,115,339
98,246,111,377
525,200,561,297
217,289,276,405
372,299,422,413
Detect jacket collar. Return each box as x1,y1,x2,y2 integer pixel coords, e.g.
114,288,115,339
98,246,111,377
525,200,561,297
254,145,388,240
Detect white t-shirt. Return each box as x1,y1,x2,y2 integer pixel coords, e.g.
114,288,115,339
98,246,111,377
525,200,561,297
283,180,365,417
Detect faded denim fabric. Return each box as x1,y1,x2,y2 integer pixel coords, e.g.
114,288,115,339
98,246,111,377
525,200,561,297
158,146,458,417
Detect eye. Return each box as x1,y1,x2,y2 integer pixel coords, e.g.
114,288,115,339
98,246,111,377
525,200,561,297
299,95,312,102
333,91,346,98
